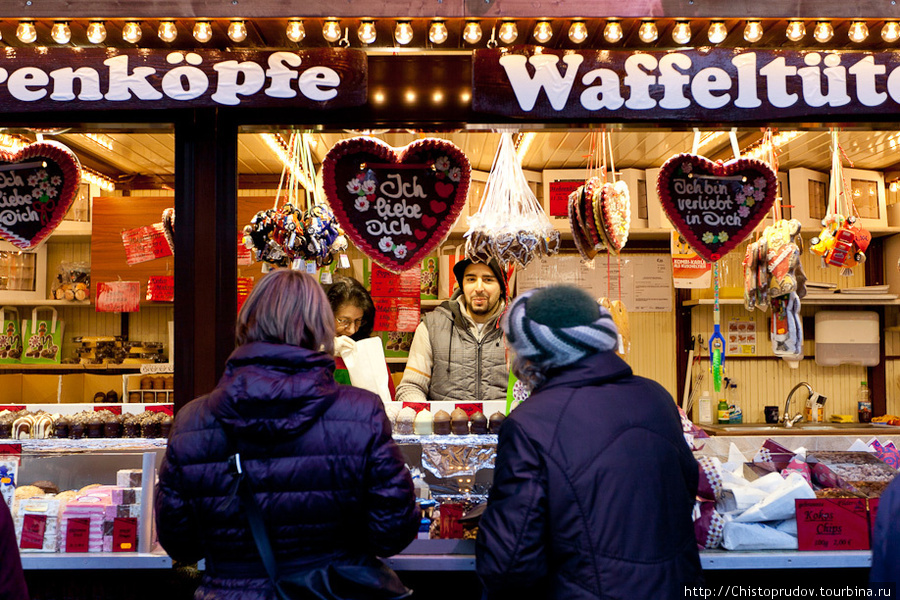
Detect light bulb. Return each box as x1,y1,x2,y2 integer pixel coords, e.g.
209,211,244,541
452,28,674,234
849,21,869,43
672,21,692,45
227,21,247,42
86,21,107,44
638,21,658,43
462,22,482,44
16,22,36,44
358,21,377,45
429,20,448,44
193,21,213,43
743,21,763,43
603,20,622,43
322,20,342,43
569,21,588,44
123,22,142,44
158,21,178,43
813,21,833,43
533,21,553,44
51,22,71,44
883,21,900,43
394,21,413,45
707,21,727,44
498,21,518,44
286,20,306,43
786,20,806,42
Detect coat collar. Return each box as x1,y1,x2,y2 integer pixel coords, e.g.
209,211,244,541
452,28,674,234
535,351,633,393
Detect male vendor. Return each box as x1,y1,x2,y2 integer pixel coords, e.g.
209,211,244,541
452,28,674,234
396,258,508,403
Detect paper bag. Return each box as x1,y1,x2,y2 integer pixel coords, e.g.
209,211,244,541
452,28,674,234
0,307,23,364
336,336,391,405
21,306,64,364
439,244,465,299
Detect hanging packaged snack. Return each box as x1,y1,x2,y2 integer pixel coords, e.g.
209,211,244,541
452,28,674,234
0,307,22,364
465,132,560,267
51,262,90,302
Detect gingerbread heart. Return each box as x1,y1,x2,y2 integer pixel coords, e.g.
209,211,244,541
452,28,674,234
657,153,777,262
0,141,82,250
597,181,631,255
322,137,471,272
568,185,596,261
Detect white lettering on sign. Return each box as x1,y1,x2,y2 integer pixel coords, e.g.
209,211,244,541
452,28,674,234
490,49,900,115
0,169,38,228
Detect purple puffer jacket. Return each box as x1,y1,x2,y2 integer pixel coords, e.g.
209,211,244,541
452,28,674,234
156,341,418,600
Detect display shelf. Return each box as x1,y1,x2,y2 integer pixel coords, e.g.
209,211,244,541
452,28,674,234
0,299,91,307
386,357,408,364
685,297,900,306
21,550,172,570
0,364,143,372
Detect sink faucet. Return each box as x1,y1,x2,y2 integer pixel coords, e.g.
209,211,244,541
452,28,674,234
783,382,813,427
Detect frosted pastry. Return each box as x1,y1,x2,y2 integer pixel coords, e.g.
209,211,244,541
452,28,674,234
469,411,488,435
384,404,401,430
489,412,506,434
433,410,451,435
395,407,417,435
414,409,433,435
450,408,469,435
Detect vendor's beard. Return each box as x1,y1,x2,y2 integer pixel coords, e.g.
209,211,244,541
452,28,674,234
468,295,498,316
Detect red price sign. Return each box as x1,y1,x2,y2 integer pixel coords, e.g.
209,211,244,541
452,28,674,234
121,223,173,265
401,402,430,414
20,514,47,550
65,517,90,552
371,264,421,297
112,517,138,552
454,403,483,417
146,276,175,302
96,281,141,313
548,180,582,217
796,498,870,551
373,297,420,332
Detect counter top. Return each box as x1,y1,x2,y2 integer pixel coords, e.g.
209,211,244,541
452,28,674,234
700,423,896,436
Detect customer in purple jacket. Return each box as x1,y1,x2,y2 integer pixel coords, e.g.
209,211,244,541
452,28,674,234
870,474,900,590
156,269,418,600
476,285,702,600
0,499,28,600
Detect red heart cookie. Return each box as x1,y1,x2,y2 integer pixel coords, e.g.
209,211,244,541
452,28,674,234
323,137,470,272
0,141,82,250
657,153,777,262
597,181,631,255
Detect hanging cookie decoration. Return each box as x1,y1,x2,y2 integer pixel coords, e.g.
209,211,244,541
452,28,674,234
657,153,777,262
0,141,82,250
323,137,470,272
161,208,175,255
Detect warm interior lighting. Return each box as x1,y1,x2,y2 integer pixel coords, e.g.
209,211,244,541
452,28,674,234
741,131,804,161
568,21,588,44
707,21,727,44
404,90,416,103
16,21,37,44
533,21,553,44
158,21,178,43
672,21,692,45
638,21,658,43
84,133,115,151
515,132,536,163
86,21,107,44
261,134,312,191
358,21,377,45
227,21,248,42
193,21,213,43
322,20,342,43
813,21,834,43
462,22,482,44
848,21,869,43
123,22,143,44
286,20,306,43
498,21,518,44
743,21,764,43
394,21,413,45
51,22,71,44
883,21,900,43
603,20,623,43
786,21,806,42
82,168,116,192
429,20,448,44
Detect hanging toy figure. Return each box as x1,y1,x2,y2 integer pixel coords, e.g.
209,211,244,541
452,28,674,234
709,261,726,398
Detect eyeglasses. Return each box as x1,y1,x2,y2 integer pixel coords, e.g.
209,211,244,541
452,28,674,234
336,317,365,329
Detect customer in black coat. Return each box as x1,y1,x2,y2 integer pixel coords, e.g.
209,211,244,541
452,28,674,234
476,285,702,600
871,473,900,590
156,269,418,600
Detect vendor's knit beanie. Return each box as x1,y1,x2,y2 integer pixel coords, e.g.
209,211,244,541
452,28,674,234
502,285,619,369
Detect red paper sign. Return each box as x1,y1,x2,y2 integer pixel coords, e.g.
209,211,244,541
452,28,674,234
237,277,255,312
373,297,420,332
65,517,90,552
20,514,46,549
0,406,25,413
237,231,253,266
402,402,430,414
112,517,138,552
146,276,174,302
439,502,465,539
0,443,21,455
121,223,173,265
796,498,870,551
96,281,141,313
144,405,174,415
96,405,122,415
371,265,421,297
548,180,582,217
454,403,484,417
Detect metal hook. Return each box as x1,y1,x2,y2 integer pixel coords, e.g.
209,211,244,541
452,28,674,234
339,27,350,48
486,25,498,48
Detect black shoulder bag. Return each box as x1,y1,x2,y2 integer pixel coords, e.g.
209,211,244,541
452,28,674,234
224,445,412,600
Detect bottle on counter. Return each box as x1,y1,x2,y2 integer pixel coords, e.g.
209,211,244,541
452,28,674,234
728,381,742,424
698,391,713,425
858,381,873,423
717,396,730,424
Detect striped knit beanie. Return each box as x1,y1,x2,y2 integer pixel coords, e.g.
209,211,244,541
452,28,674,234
502,285,619,369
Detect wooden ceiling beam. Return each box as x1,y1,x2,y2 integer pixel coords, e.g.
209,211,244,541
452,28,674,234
2,1,899,20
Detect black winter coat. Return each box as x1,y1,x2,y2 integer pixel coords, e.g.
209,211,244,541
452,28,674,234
155,342,418,600
476,351,702,600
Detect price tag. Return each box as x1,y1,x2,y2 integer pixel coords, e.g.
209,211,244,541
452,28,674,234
113,517,137,552
292,258,304,271
454,403,483,417
401,402,430,414
796,498,870,550
339,254,350,269
65,517,90,552
96,405,122,415
20,514,47,549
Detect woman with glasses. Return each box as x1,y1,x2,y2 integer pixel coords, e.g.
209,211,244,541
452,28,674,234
327,276,397,401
